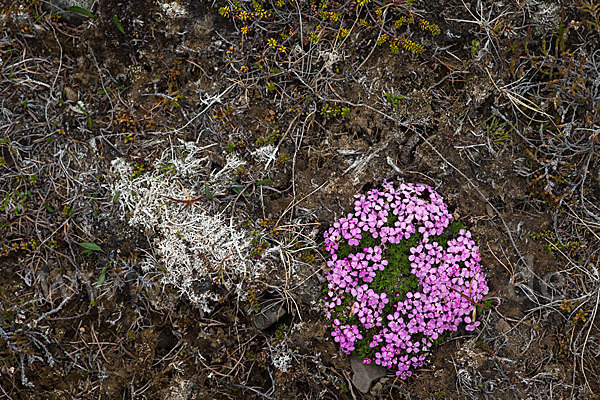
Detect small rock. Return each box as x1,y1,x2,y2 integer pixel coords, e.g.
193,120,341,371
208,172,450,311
371,381,383,395
495,318,511,334
485,203,495,218
64,87,78,102
253,301,287,330
351,356,387,394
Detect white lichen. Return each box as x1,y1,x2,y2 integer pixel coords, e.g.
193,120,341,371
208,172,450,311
251,144,277,164
159,1,187,18
108,142,263,312
270,341,294,373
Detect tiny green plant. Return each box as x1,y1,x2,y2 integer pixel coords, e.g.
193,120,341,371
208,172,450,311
166,83,183,108
67,6,96,19
255,178,272,187
341,107,351,119
581,0,600,32
61,205,74,218
275,324,285,341
95,263,111,287
78,242,102,254
113,16,125,34
74,102,93,129
98,85,125,95
0,188,29,217
230,180,250,197
204,183,213,200
383,92,405,108
470,40,480,56
319,104,351,119
485,114,513,147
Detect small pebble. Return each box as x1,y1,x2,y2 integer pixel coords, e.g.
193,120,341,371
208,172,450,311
64,87,78,102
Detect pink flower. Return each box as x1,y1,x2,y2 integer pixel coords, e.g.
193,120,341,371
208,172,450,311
324,181,489,379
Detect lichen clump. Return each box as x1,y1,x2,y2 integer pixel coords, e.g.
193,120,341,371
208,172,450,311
324,181,489,379
108,142,266,313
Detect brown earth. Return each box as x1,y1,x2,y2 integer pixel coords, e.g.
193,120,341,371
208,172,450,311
1,0,599,399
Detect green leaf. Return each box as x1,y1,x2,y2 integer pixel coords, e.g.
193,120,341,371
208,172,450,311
255,178,271,186
230,180,250,197
67,6,96,19
78,242,102,252
96,264,110,287
113,15,125,34
98,85,124,95
204,183,211,199
232,186,250,197
75,102,88,115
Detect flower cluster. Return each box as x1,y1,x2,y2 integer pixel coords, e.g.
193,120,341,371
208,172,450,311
324,181,489,379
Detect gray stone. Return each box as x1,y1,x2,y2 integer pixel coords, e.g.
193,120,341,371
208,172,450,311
351,356,388,394
495,318,511,334
253,302,287,330
371,380,383,395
